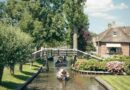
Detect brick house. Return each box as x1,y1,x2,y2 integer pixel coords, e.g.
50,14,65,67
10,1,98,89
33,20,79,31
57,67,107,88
96,26,130,57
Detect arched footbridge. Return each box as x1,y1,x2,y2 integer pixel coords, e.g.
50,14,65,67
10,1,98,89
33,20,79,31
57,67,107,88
32,47,102,60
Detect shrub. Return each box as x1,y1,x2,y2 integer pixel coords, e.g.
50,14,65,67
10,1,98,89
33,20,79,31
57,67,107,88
106,61,125,74
105,55,130,62
74,59,107,71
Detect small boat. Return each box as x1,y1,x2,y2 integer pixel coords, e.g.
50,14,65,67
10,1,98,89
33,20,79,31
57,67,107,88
55,62,67,67
47,56,54,61
55,56,67,67
56,69,69,80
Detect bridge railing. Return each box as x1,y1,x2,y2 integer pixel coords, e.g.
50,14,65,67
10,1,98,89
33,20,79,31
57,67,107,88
32,47,103,61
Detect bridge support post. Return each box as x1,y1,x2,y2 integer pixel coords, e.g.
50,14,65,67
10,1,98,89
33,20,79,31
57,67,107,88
58,49,59,56
45,55,49,72
51,50,53,57
40,47,43,60
72,55,77,67
44,51,49,72
46,52,49,72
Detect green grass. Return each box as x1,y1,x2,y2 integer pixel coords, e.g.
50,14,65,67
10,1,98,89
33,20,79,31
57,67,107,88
100,75,130,90
0,62,42,90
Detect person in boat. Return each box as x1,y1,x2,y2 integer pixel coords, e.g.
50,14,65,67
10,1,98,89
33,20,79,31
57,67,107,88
56,56,61,64
56,59,60,64
47,56,54,61
57,69,69,80
63,56,67,62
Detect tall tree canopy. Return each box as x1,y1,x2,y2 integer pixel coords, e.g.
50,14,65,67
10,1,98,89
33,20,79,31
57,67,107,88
5,0,91,50
0,2,5,18
5,0,66,49
5,0,91,51
62,0,90,51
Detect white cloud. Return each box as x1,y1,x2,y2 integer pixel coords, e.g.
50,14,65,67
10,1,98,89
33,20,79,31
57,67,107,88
84,0,128,21
85,0,128,13
90,12,117,20
114,21,126,26
118,3,128,9
85,0,112,12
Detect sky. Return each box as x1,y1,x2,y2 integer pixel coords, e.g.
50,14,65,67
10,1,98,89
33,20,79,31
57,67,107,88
84,0,130,34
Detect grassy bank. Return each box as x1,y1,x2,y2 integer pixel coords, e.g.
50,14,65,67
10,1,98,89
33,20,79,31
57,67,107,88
100,76,130,90
0,62,42,90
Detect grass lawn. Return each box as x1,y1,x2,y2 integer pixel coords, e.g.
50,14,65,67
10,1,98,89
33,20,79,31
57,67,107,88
0,62,42,90
100,75,130,90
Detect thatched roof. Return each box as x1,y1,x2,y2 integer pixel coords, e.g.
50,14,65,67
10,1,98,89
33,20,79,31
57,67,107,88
96,26,130,43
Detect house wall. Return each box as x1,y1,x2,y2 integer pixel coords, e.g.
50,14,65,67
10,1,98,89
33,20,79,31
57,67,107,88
97,42,130,57
92,37,98,54
98,42,107,57
121,43,130,56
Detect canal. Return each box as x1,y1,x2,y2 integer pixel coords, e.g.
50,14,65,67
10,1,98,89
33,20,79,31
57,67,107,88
26,57,107,90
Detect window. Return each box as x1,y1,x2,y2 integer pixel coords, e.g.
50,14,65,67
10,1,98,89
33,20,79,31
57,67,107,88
113,31,117,36
113,32,117,35
107,47,122,55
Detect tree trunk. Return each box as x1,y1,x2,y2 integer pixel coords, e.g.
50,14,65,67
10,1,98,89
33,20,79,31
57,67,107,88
31,61,33,66
9,63,15,75
19,63,23,72
73,27,78,50
30,61,34,69
0,65,4,84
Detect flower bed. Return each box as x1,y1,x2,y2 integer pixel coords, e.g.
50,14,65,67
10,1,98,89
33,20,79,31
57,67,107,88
106,61,125,74
105,55,130,75
73,58,127,75
74,59,107,71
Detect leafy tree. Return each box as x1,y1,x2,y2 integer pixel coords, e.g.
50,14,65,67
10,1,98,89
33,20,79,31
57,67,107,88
0,2,5,19
90,32,97,37
0,23,33,83
5,0,66,49
5,0,90,51
62,0,89,50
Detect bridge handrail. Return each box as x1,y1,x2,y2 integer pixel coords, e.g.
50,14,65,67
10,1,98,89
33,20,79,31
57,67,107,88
32,48,75,54
76,50,102,60
32,48,103,60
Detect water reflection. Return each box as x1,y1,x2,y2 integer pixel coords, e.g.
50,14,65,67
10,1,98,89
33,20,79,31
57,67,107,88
27,58,106,90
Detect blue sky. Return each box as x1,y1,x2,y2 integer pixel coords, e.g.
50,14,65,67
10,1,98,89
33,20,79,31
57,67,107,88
84,0,130,34
0,0,4,2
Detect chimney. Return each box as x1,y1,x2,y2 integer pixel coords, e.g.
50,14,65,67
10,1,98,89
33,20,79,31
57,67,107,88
108,23,112,29
108,21,116,29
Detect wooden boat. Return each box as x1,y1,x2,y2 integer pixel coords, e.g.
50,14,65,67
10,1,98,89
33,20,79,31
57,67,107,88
55,56,68,67
55,61,67,67
56,69,69,80
47,56,54,61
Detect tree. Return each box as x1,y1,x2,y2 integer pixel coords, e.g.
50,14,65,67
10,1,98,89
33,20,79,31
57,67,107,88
62,0,89,50
0,23,33,83
90,32,97,37
5,0,66,49
0,1,5,19
5,0,90,51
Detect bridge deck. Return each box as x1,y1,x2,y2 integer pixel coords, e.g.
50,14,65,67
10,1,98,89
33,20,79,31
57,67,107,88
32,48,103,60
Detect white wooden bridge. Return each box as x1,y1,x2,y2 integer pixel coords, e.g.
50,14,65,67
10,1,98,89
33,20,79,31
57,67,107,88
32,47,102,60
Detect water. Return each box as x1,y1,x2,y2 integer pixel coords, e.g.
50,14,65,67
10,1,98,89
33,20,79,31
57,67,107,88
26,57,107,90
